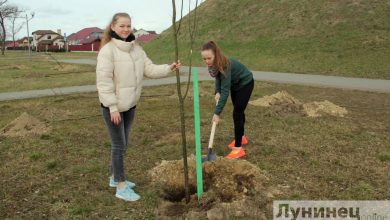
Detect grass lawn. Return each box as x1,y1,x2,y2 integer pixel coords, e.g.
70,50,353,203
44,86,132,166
143,0,390,80
0,81,389,219
0,51,97,93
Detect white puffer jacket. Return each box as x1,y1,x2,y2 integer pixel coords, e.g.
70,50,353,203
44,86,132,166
96,38,171,113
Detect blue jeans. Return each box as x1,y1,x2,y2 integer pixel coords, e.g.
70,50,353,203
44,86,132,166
101,106,136,182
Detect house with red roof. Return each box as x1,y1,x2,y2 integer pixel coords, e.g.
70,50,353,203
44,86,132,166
66,27,103,52
137,34,157,43
134,28,158,43
67,27,103,45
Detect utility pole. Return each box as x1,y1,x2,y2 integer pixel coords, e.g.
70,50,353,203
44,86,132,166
25,12,34,60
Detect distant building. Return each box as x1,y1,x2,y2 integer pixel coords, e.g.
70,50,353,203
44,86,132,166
67,27,103,52
5,37,33,49
19,37,33,47
67,27,103,45
137,34,157,43
6,41,19,48
133,29,158,43
32,29,64,51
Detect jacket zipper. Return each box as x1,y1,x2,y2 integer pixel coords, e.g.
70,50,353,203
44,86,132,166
129,51,138,88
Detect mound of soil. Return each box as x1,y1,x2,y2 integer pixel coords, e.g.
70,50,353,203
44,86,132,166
303,100,348,117
250,91,347,117
0,112,50,137
270,102,307,117
149,155,276,219
249,90,302,107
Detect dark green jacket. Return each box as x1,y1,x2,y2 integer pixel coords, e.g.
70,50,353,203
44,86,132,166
214,57,253,115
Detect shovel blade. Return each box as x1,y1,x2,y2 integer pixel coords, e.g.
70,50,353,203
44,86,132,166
202,149,217,163
207,152,217,161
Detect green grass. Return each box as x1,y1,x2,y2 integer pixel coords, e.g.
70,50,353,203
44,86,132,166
143,0,390,79
0,81,389,218
0,51,97,92
29,151,45,161
378,152,390,162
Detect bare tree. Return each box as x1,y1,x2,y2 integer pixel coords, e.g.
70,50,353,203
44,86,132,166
11,9,25,49
171,0,200,203
0,0,6,55
0,0,18,55
0,24,3,42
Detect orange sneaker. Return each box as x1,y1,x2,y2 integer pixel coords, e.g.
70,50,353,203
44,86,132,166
228,136,248,148
225,147,246,159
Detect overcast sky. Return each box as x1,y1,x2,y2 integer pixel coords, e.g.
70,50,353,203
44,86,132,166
8,0,202,39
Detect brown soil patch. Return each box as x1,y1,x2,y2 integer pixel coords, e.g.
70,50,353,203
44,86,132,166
303,100,348,117
168,88,213,99
270,102,307,117
155,132,195,146
52,64,79,72
11,64,27,70
0,112,50,137
250,91,347,117
149,155,276,219
249,90,302,107
38,107,72,121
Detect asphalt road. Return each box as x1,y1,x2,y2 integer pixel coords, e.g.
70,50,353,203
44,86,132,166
0,59,389,101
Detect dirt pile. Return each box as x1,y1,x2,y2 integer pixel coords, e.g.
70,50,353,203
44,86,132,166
0,112,50,137
250,91,348,117
303,100,348,117
249,91,302,107
149,155,275,219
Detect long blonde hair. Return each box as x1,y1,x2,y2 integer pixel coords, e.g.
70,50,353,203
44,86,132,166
100,13,131,48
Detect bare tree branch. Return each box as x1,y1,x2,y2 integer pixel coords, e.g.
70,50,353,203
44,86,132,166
11,9,24,48
0,0,8,7
0,1,18,54
183,0,200,100
176,0,184,35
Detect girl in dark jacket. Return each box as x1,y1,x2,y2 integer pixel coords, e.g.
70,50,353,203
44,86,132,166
201,41,254,159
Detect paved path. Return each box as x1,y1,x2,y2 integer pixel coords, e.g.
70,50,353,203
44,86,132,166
60,59,390,93
0,59,389,101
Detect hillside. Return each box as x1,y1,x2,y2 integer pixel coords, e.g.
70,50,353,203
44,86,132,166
143,0,390,79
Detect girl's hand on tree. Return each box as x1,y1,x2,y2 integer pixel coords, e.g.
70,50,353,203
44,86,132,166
170,60,181,71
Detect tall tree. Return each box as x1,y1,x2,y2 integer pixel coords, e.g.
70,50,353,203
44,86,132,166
0,0,18,55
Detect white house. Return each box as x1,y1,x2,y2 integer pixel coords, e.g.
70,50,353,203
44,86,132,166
133,29,157,38
32,29,65,50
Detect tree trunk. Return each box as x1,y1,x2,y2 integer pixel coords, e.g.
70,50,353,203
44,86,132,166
11,17,15,49
0,20,5,55
172,0,190,203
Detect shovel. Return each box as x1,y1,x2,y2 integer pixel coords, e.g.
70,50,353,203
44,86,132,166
202,121,218,162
